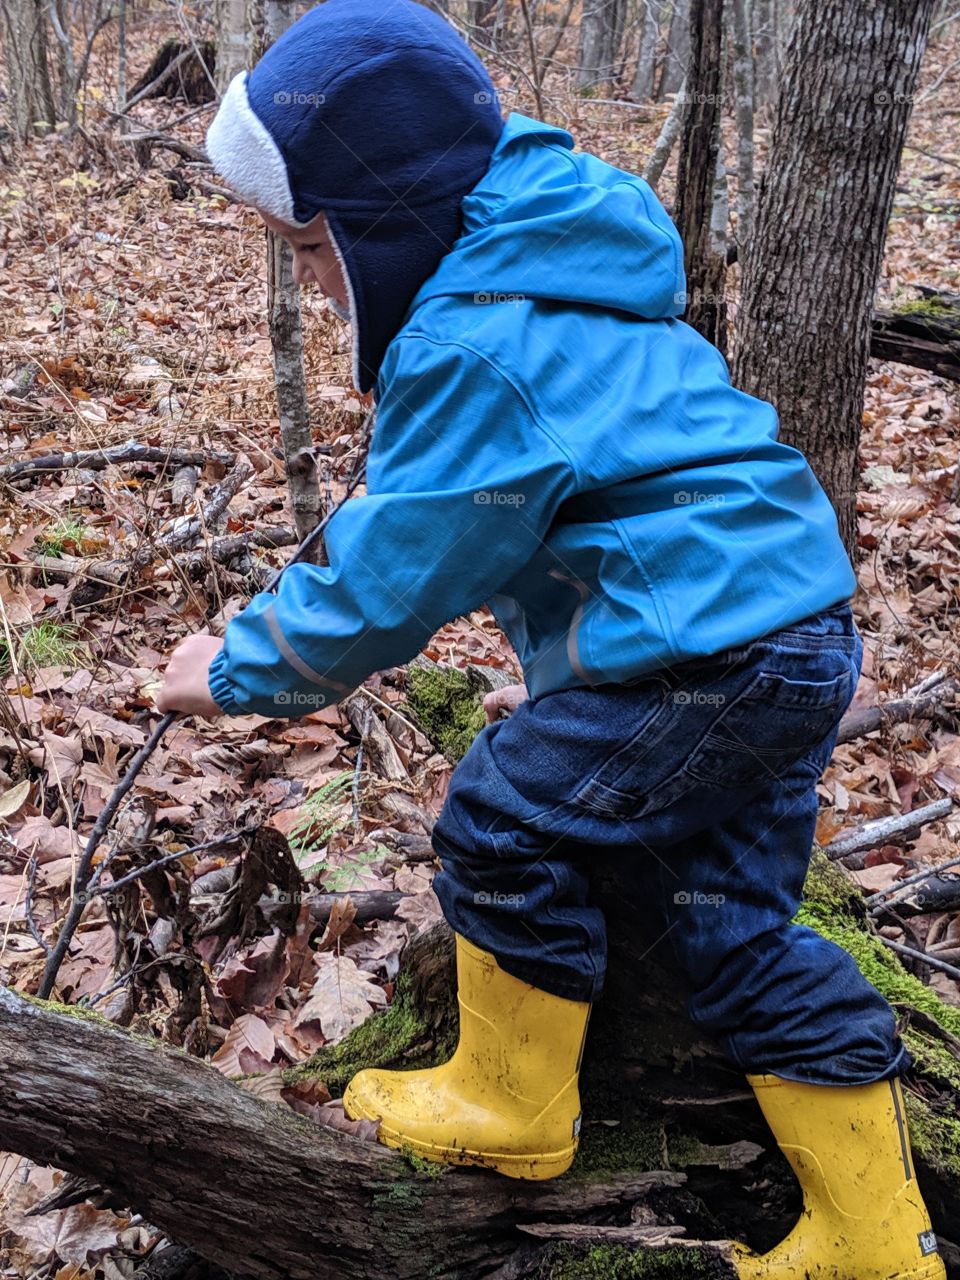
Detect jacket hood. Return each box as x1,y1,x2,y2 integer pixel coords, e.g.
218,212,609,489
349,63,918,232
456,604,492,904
205,0,504,392
410,112,686,322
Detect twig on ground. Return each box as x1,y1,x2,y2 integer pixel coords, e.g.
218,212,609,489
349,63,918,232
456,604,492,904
824,798,954,869
37,433,371,999
25,856,50,954
0,442,234,483
836,670,958,743
865,853,960,909
881,937,960,984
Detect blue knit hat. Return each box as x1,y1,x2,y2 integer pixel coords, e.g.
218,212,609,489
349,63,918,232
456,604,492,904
206,0,504,393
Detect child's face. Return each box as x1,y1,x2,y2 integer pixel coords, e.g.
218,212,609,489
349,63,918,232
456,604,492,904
258,208,349,309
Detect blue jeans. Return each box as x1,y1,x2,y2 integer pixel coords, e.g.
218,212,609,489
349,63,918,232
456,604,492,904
432,603,907,1086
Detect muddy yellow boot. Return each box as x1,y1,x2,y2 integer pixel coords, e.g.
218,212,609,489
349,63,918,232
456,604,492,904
342,934,590,1180
733,1074,945,1279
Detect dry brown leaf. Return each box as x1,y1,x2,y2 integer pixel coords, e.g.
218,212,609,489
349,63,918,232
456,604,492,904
211,1013,277,1076
294,952,388,1045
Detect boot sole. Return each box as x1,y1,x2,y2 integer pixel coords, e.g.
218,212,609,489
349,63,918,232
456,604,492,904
732,1245,947,1279
346,1095,576,1181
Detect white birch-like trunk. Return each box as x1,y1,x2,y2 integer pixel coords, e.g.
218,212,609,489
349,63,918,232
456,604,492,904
632,0,661,100
730,0,755,248
215,0,252,94
659,0,688,96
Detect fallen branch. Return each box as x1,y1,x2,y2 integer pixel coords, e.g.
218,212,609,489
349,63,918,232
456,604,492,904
823,798,954,869
836,670,958,743
33,527,299,591
38,711,177,997
69,457,254,608
866,854,960,911
39,447,369,997
881,937,960,984
871,289,960,381
0,983,703,1280
0,441,234,483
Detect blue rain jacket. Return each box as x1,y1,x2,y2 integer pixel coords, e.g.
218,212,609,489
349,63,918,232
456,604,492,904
208,112,856,717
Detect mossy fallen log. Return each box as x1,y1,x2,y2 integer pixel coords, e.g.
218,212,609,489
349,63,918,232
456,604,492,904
2,829,959,1275
871,290,960,381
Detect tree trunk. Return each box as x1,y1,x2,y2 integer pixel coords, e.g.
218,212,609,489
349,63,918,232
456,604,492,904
732,0,937,556
1,0,56,138
264,0,323,557
631,0,661,99
577,0,621,91
674,0,727,351
657,0,688,97
214,0,252,94
751,0,777,109
729,0,755,250
2,854,959,1278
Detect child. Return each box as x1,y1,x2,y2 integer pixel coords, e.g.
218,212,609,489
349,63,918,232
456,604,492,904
158,1,944,1274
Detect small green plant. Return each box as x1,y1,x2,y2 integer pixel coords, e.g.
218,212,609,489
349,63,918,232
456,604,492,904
287,771,387,886
37,515,88,557
0,621,80,675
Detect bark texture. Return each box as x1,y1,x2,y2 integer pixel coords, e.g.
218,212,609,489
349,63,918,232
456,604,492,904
2,855,959,1278
674,0,727,351
732,0,937,553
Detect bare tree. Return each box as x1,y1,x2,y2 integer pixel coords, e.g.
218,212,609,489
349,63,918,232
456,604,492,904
264,0,323,552
752,0,777,108
632,0,661,99
215,0,253,94
674,0,727,350
1,0,56,137
578,0,625,91
730,0,755,248
658,0,688,96
733,0,938,552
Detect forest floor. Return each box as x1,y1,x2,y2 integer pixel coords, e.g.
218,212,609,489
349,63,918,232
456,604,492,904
0,14,959,1278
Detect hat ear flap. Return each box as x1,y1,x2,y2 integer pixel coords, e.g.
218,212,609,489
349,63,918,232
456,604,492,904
322,213,364,391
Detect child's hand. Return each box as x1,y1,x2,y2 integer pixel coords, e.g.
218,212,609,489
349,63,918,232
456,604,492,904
483,683,529,723
156,632,225,718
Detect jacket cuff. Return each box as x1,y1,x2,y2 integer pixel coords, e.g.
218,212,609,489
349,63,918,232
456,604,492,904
207,649,245,715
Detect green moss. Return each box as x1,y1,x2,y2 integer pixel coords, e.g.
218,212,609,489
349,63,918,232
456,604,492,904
22,994,115,1028
405,664,486,762
398,1146,446,1178
369,1177,426,1215
535,1242,727,1279
892,295,954,317
284,941,458,1094
798,853,960,1039
574,1113,667,1179
904,1095,960,1182
798,851,960,1181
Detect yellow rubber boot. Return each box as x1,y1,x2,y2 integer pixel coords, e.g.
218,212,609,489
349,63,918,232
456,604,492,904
733,1074,945,1279
342,934,591,1180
